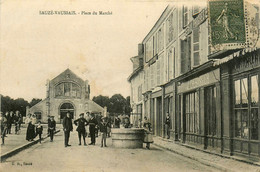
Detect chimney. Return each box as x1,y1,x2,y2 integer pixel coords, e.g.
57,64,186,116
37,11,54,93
138,44,144,56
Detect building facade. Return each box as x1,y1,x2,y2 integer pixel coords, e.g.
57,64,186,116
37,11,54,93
27,69,104,123
128,3,260,160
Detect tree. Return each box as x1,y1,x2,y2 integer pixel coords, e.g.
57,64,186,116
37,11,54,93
92,95,110,108
29,98,42,107
1,95,30,116
92,94,131,115
109,94,126,114
125,96,132,115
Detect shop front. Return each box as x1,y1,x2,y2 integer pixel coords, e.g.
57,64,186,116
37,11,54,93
162,80,176,140
221,49,260,159
177,64,222,151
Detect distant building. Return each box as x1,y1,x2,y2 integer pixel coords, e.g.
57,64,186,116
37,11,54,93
128,3,260,160
27,69,104,123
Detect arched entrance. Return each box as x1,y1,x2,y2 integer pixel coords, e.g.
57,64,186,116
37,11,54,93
60,103,75,123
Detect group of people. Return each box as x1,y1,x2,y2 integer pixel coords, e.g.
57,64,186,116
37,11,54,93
26,114,56,143
1,109,158,150
0,111,23,145
63,112,109,148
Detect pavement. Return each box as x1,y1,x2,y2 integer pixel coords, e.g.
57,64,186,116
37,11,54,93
0,127,222,172
153,137,260,172
0,126,259,172
0,124,60,161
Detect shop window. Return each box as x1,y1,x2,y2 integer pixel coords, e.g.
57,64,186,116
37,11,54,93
185,92,199,133
234,75,259,140
251,75,259,140
205,86,217,136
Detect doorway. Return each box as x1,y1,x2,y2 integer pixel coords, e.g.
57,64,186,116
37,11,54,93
60,103,75,123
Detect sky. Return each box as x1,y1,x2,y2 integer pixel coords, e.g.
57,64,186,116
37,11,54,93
0,0,170,101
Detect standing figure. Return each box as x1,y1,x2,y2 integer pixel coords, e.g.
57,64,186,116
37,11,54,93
63,112,73,147
123,116,131,128
165,113,170,139
88,113,98,145
14,111,19,134
47,116,51,135
74,113,88,146
100,117,108,147
31,114,37,125
143,116,153,149
48,116,56,142
17,112,22,131
26,120,35,141
35,121,43,143
1,112,8,145
7,111,13,134
114,116,121,128
107,117,111,137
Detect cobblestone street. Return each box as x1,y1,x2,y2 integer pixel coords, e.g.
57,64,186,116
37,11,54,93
1,128,221,172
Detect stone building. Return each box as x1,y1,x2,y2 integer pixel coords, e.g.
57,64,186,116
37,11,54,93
128,2,260,160
27,69,104,123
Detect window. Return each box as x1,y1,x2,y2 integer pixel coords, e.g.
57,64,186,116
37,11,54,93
157,60,160,85
55,82,81,98
193,27,200,66
138,85,142,101
158,27,164,52
160,54,164,84
145,38,153,62
34,112,42,120
168,48,174,80
234,75,259,140
185,92,199,133
166,13,174,45
153,34,158,56
150,64,155,88
205,86,217,136
181,36,191,74
183,6,188,28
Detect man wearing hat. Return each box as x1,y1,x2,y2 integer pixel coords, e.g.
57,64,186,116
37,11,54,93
100,116,109,147
63,112,73,147
88,113,98,145
48,116,56,142
74,113,88,146
1,112,8,145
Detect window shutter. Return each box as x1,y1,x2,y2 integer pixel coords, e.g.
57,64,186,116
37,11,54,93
193,27,200,66
181,40,186,74
187,36,191,71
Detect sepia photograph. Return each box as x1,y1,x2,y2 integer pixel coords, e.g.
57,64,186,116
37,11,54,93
0,0,260,171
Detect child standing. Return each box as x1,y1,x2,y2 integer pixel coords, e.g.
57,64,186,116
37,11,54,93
35,121,43,143
100,117,108,147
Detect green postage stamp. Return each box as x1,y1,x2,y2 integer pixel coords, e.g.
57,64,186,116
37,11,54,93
208,0,259,53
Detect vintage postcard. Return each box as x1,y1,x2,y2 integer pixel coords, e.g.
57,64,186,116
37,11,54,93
0,0,260,172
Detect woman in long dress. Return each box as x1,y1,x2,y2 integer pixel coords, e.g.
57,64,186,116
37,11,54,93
143,116,153,149
26,115,35,141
